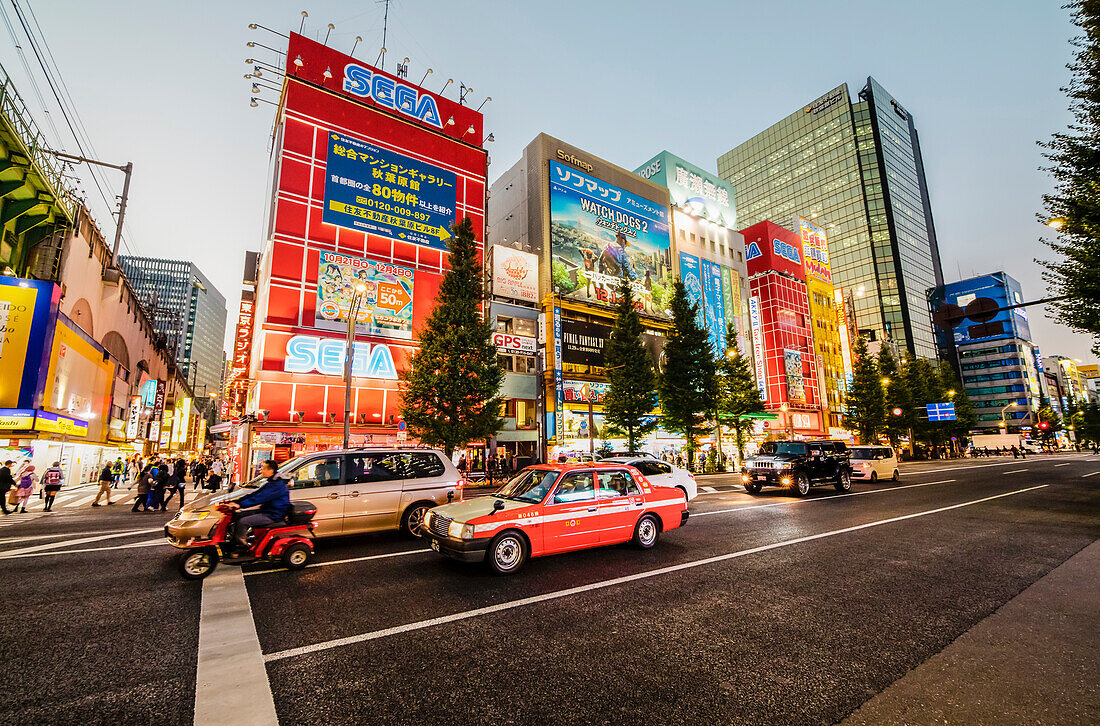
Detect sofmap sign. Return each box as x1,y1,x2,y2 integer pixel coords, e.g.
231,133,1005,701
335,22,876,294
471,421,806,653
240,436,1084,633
284,334,398,380
323,131,457,250
342,63,443,128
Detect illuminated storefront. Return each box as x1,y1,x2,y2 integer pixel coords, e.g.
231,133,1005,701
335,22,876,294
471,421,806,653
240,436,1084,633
242,32,487,474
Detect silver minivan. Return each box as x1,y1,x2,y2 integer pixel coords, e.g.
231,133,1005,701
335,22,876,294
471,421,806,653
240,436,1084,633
223,448,462,539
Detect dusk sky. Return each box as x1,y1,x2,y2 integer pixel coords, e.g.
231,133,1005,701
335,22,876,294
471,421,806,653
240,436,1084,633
2,1,1089,361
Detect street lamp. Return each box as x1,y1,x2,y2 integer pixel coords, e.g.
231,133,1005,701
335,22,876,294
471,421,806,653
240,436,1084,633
343,283,368,449
881,377,890,386
779,402,794,440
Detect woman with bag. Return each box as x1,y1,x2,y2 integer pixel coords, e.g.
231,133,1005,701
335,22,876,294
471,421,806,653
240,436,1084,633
14,466,36,513
41,462,64,511
131,466,153,513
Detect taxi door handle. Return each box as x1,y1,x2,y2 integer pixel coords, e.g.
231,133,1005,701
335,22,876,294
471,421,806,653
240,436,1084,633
327,492,339,500
634,502,644,507
349,491,360,497
587,506,597,512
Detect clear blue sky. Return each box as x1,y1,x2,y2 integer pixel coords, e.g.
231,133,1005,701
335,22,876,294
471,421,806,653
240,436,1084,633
2,0,1090,362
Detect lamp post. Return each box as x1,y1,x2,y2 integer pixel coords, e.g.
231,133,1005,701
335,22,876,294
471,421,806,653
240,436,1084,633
779,402,793,440
343,284,368,450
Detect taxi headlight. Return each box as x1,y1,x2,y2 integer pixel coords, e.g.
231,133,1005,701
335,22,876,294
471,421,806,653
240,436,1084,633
424,511,433,530
448,521,475,540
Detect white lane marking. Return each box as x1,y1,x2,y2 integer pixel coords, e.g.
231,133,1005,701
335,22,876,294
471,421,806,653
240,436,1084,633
264,485,1047,663
700,485,718,493
245,547,430,577
1083,472,1099,478
1054,463,1071,467
195,567,278,726
0,527,164,556
1005,469,1028,474
0,539,166,560
692,480,957,518
0,528,144,545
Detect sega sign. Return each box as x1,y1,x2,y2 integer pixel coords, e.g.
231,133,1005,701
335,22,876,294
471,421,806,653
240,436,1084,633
773,238,801,265
493,332,537,355
343,63,443,128
284,334,398,380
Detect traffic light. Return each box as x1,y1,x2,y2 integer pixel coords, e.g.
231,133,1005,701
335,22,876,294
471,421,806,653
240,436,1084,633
892,408,903,417
1038,421,1049,430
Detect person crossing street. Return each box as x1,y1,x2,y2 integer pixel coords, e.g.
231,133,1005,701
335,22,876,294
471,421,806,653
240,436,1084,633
0,460,14,515
41,462,64,512
92,463,114,507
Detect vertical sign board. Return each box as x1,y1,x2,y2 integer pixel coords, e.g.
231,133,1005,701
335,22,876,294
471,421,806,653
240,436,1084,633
230,296,254,413
678,253,704,329
700,259,726,355
554,305,564,443
749,296,766,400
834,289,854,387
797,216,832,285
126,394,142,439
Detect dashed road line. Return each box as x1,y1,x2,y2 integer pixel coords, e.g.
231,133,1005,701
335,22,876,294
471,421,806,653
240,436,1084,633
700,485,718,493
1005,469,1029,474
1083,472,1099,478
262,484,1047,662
692,479,957,518
1054,463,1071,467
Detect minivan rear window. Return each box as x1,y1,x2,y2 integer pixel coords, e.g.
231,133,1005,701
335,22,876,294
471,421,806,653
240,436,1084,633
402,452,446,479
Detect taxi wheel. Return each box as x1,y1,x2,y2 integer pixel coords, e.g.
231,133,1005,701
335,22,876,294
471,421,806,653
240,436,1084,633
281,543,312,570
487,531,527,575
178,548,219,580
834,471,852,492
401,502,433,538
632,514,660,549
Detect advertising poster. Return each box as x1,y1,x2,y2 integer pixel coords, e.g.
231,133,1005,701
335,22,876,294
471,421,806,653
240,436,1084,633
797,216,832,284
315,251,414,340
634,152,736,229
678,252,705,329
784,349,806,403
126,394,142,439
701,259,726,356
554,305,563,442
0,278,58,409
323,131,457,250
749,296,766,400
492,245,539,302
561,319,612,366
549,160,671,317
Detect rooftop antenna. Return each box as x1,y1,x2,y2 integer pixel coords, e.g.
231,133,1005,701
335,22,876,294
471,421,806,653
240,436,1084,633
378,0,391,70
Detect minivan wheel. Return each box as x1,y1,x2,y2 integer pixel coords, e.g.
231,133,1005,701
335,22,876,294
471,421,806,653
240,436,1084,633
792,473,811,497
870,471,878,482
178,548,218,580
892,469,900,482
401,502,433,538
835,471,852,492
632,514,660,549
487,531,527,574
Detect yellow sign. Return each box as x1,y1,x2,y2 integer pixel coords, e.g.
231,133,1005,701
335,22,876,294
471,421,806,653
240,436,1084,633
33,410,89,437
41,318,113,441
0,409,35,429
0,285,42,407
1078,364,1100,379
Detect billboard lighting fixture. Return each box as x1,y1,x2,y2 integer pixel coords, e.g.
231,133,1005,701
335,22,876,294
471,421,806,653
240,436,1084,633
351,35,362,55
293,54,303,68
299,11,308,34
475,96,492,113
485,133,495,143
419,68,433,85
445,116,455,126
441,78,453,94
461,125,476,139
246,41,282,54
322,66,333,82
247,23,288,39
324,23,335,46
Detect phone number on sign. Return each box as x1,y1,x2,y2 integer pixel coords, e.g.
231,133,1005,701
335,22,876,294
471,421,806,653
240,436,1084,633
354,195,433,223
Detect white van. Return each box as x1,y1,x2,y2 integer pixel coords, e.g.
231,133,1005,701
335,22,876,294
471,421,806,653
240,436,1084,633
849,446,899,482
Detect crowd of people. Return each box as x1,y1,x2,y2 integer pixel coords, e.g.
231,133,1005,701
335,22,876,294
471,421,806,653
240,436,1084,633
0,453,228,515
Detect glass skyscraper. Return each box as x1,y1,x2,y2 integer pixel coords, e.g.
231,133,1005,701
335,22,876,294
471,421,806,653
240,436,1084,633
118,256,228,403
718,77,944,359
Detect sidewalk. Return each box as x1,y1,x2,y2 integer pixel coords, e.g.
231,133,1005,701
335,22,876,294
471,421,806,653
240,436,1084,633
843,539,1100,725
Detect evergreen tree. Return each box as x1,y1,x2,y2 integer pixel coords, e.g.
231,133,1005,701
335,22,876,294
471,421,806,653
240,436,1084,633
937,361,976,445
1036,395,1063,444
660,281,718,467
1040,1,1100,353
399,217,503,456
715,323,765,463
907,358,945,449
844,336,885,444
603,279,658,453
877,346,911,447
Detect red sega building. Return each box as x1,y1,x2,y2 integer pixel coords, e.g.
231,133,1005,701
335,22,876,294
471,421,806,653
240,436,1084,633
740,220,824,438
243,32,487,467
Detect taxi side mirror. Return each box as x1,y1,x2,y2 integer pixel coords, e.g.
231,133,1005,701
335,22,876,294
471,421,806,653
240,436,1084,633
491,499,506,515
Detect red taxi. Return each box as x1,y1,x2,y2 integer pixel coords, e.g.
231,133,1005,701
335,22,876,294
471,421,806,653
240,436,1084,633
422,463,688,574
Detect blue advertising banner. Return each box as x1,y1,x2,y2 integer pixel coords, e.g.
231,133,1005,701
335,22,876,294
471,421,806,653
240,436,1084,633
942,272,1030,345
549,160,672,318
323,131,457,250
678,252,704,330
701,259,726,355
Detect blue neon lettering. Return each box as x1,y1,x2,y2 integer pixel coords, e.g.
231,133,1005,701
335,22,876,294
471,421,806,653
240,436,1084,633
366,345,397,379
371,75,396,109
341,63,444,129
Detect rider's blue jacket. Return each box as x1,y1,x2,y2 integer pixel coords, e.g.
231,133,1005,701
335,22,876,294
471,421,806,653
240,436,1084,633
237,476,291,519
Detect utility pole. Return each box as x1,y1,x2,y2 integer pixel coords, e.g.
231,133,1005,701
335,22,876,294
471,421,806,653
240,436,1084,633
45,150,132,262
343,284,367,449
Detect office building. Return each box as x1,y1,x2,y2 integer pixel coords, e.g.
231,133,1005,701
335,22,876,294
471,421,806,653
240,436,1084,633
1043,355,1089,414
119,256,227,402
718,78,944,360
741,220,823,438
937,272,1041,431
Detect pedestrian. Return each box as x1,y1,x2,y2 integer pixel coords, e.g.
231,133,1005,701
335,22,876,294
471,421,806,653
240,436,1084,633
111,457,124,488
92,463,114,507
1010,445,1019,459
191,458,207,490
132,466,153,512
14,466,36,513
150,462,168,511
41,461,64,512
0,460,14,515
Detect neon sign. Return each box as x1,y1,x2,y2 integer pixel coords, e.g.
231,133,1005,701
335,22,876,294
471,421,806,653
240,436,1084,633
342,63,443,129
284,335,398,379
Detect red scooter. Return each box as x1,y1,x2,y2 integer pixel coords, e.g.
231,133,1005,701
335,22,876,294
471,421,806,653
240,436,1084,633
171,500,317,580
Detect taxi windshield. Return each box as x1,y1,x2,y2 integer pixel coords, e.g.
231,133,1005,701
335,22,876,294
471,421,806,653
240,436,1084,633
496,468,559,503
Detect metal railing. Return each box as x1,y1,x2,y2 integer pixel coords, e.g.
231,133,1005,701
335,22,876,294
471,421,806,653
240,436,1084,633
0,62,78,220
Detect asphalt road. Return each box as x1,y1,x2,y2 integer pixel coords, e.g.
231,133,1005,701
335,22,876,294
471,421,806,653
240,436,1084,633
1,455,1097,725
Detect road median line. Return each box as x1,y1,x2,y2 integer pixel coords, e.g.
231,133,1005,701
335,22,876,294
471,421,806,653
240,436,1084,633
692,479,956,518
263,484,1046,663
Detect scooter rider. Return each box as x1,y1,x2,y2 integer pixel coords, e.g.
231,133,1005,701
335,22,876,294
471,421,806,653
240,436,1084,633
228,459,290,556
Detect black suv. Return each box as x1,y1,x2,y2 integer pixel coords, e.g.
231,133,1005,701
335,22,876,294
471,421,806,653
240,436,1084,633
740,440,852,496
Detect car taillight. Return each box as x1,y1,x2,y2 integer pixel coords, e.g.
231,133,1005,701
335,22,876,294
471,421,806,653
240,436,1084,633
457,478,468,489
687,473,695,480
